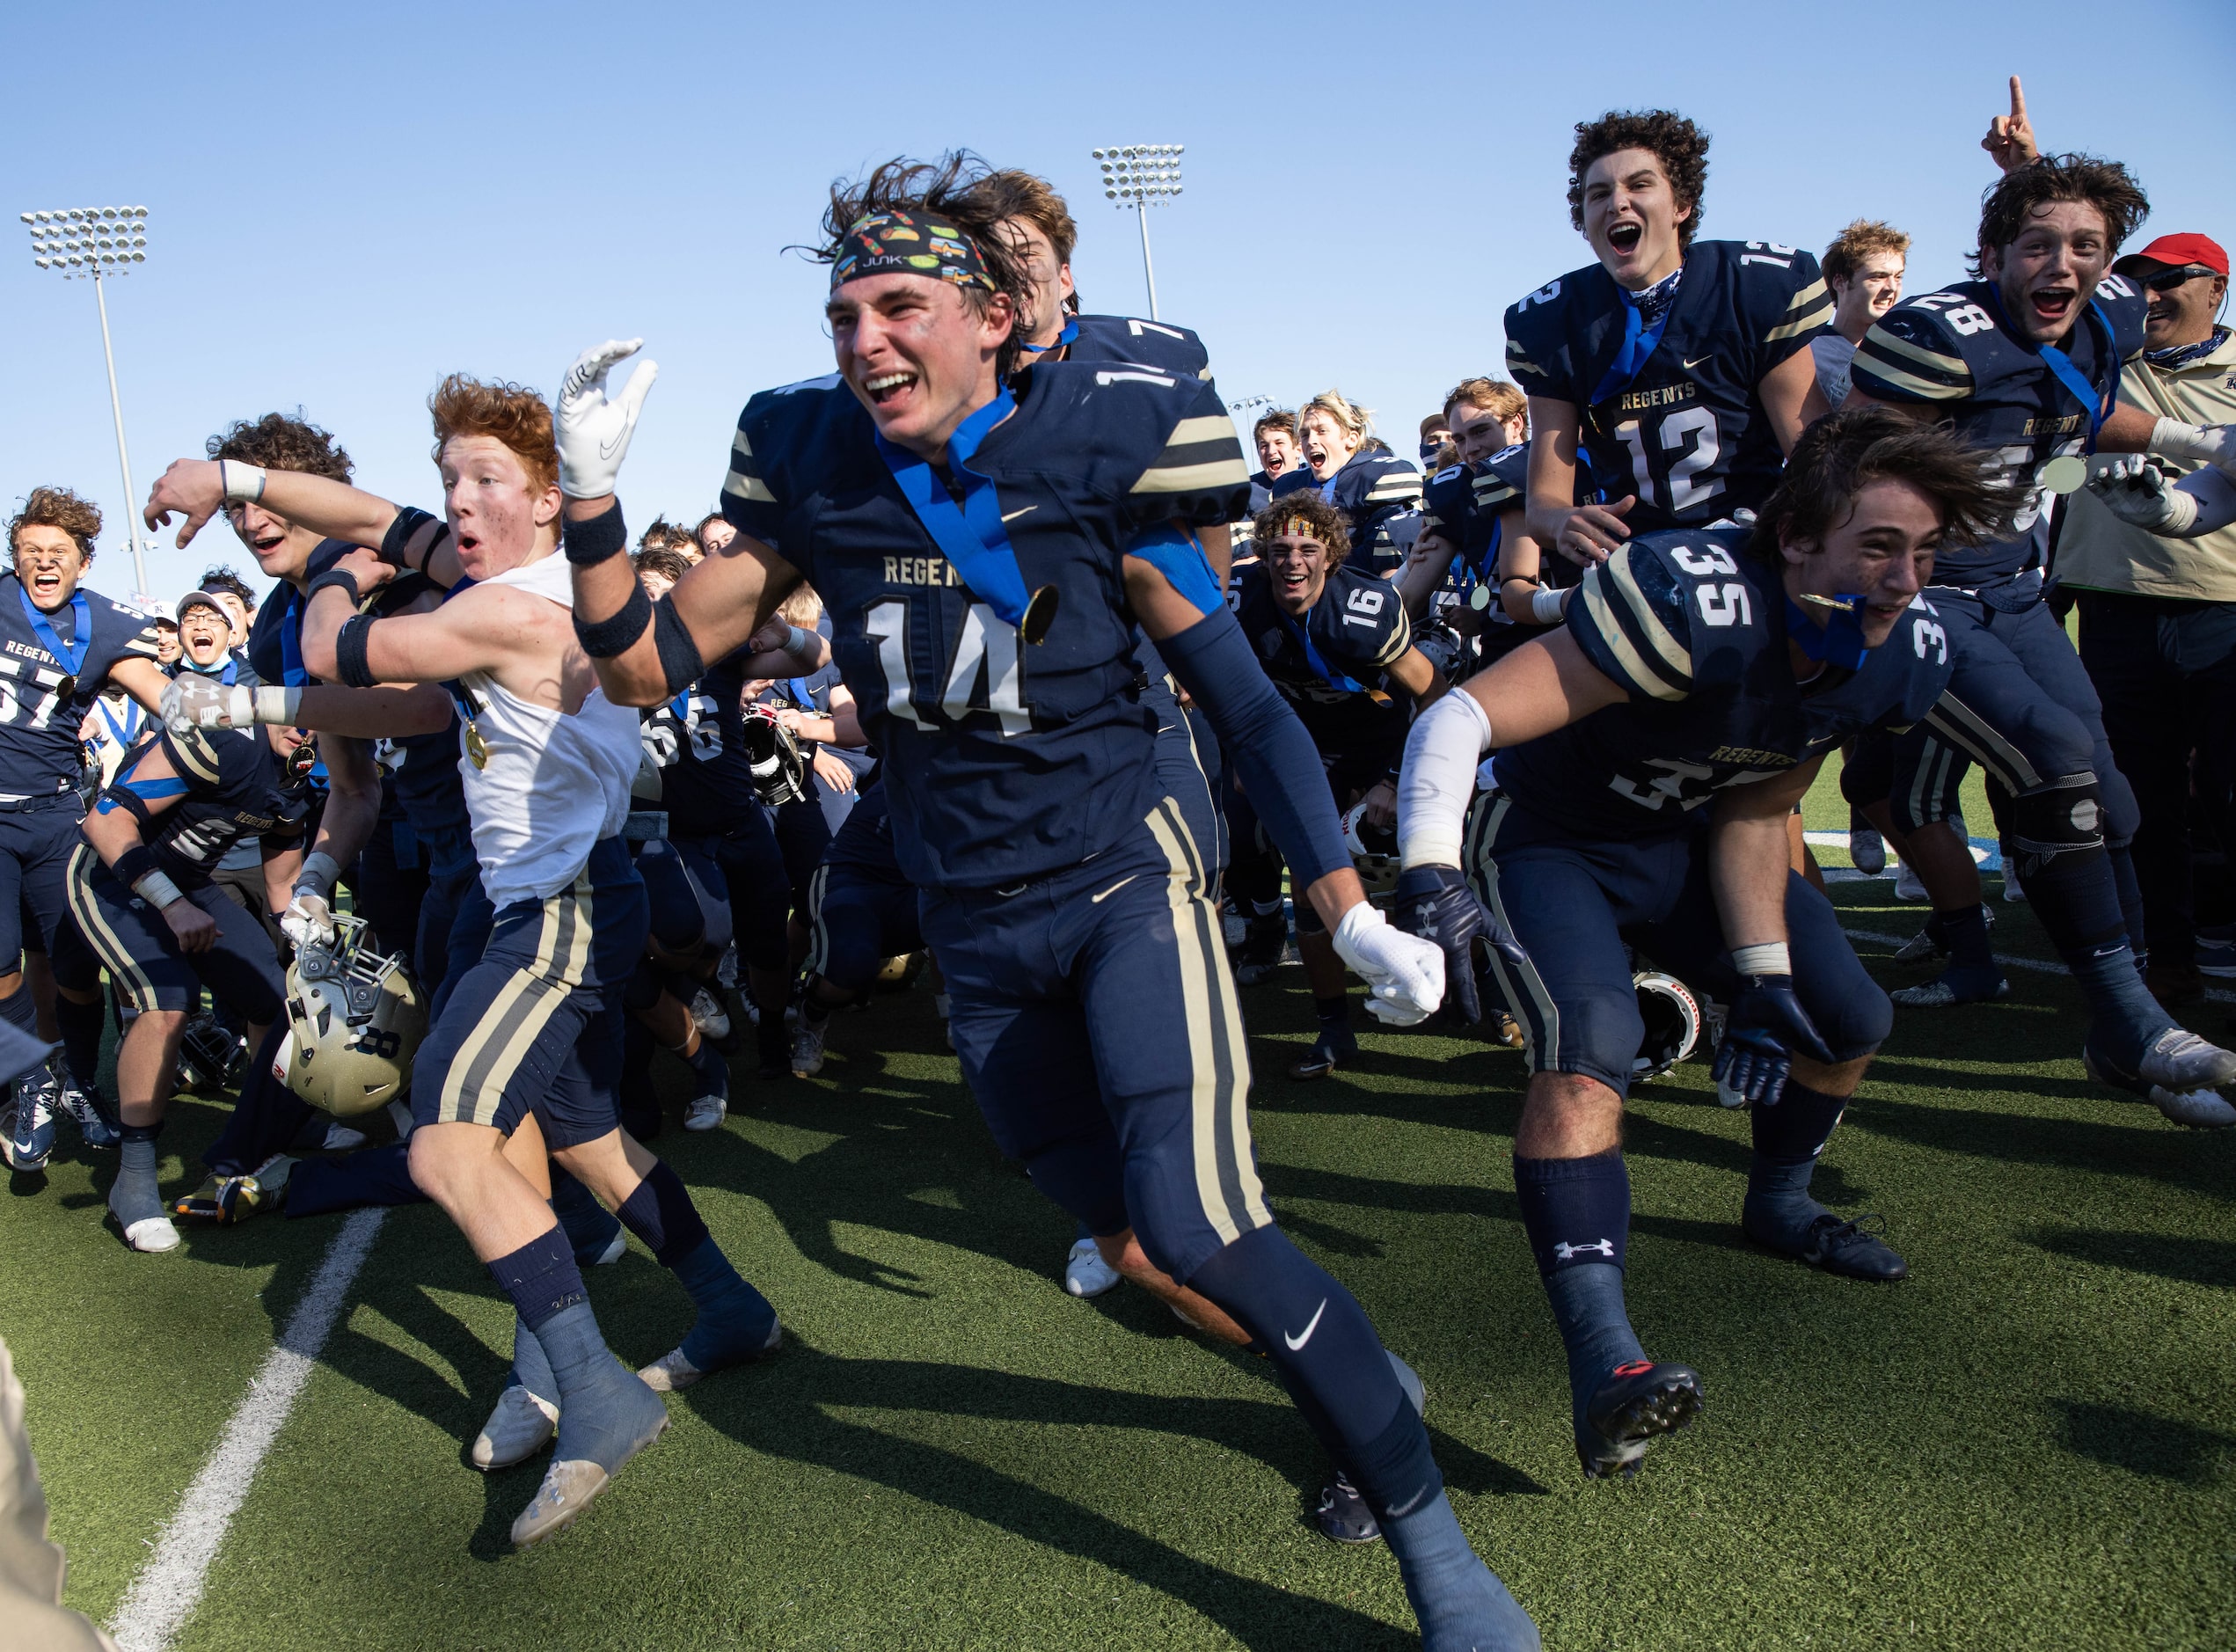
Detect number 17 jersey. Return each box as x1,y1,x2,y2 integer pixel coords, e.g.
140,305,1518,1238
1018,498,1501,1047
720,361,1251,890
1503,240,1831,532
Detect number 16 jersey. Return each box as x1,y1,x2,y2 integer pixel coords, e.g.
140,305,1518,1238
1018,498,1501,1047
720,362,1251,889
1503,240,1831,532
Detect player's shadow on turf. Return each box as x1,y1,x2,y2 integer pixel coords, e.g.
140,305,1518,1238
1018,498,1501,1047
2022,1226,2236,1290
1845,1089,2236,1199
2054,1399,2235,1485
661,1339,1541,1645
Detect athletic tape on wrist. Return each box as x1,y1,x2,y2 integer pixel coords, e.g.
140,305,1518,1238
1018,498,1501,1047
563,501,630,567
219,460,267,504
133,869,186,910
574,580,653,658
252,685,302,726
1530,584,1566,625
335,614,378,689
1730,942,1791,978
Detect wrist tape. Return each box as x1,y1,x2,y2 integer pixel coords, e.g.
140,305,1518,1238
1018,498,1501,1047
1730,942,1792,978
219,460,267,504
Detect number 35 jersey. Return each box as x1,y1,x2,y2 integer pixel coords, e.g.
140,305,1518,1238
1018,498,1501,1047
720,362,1250,889
1502,240,1831,533
0,572,162,800
1488,530,1952,840
1848,274,2147,592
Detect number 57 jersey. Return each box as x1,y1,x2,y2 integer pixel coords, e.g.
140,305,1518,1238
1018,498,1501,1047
720,362,1251,889
1487,530,1953,840
1503,240,1831,532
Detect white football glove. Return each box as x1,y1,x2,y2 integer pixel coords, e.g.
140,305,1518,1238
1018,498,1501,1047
2088,456,2198,534
280,852,342,949
2150,417,2236,483
556,339,659,498
1331,901,1445,1027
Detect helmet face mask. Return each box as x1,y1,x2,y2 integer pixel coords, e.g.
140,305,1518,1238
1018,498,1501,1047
1341,801,1401,899
1630,970,1701,1082
741,706,811,807
281,915,428,1117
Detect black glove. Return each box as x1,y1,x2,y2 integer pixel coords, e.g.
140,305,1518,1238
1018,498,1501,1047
1712,975,1835,1107
1392,865,1528,1027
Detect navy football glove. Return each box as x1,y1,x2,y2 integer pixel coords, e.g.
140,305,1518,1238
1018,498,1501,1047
1392,865,1526,1027
1712,975,1835,1107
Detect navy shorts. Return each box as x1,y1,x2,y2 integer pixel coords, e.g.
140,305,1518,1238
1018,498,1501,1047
411,837,647,1149
1465,795,1891,1098
64,844,285,1023
805,863,921,995
0,796,87,968
921,796,1269,1284
1900,588,2140,844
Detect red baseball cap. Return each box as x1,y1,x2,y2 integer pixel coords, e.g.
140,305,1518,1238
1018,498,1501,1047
2115,232,2228,277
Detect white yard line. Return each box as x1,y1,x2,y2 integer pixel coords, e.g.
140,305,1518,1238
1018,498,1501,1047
108,1206,386,1652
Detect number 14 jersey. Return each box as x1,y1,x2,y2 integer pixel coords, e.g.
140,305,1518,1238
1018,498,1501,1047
720,361,1250,889
1503,240,1831,532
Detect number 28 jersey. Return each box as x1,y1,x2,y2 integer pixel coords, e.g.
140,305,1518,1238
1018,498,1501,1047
720,362,1250,889
1503,240,1831,532
1489,530,1952,840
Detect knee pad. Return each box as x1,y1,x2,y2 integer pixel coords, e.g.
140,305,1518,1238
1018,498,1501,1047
815,900,886,997
2010,773,2107,876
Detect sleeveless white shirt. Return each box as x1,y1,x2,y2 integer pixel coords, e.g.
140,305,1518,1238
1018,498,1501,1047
454,551,638,908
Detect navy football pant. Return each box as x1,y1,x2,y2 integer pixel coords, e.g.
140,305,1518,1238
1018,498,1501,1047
709,816,793,976
0,797,89,973
806,865,921,997
65,847,284,1024
1465,796,1890,1097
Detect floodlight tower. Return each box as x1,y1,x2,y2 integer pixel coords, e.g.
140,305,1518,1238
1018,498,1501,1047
1090,145,1183,321
20,206,153,595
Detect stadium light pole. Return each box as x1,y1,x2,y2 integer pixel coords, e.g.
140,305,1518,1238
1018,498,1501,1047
1090,145,1182,321
21,206,153,596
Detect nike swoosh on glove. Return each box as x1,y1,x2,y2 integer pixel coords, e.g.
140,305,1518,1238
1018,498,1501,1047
161,674,255,735
1712,975,1835,1107
280,889,337,950
1390,864,1527,1026
555,339,659,498
1331,902,1444,1027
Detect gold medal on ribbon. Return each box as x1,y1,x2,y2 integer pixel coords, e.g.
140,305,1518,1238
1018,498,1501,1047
2039,455,2089,496
1020,584,1060,645
1468,585,1493,612
52,675,77,702
465,722,490,770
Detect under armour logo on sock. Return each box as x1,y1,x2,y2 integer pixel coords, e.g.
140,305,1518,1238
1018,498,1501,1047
1553,1239,1615,1261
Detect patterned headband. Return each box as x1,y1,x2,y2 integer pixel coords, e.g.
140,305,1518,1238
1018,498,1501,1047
830,209,994,293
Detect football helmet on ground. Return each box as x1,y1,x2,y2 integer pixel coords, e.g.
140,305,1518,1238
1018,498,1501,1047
281,915,427,1117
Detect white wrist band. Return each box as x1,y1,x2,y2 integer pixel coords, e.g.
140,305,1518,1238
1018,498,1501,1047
1397,688,1494,871
1530,585,1567,625
220,460,268,504
1730,942,1791,977
133,869,185,910
251,686,303,725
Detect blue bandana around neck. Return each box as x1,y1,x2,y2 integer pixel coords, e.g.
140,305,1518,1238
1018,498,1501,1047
1783,594,1872,672
18,585,89,690
1589,263,1685,408
873,389,1033,626
2144,325,2229,370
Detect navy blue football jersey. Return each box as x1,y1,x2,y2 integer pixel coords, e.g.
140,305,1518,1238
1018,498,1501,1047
638,652,764,839
1269,448,1423,574
720,361,1250,888
1503,241,1832,532
106,726,315,888
1064,314,1213,380
245,543,355,687
1490,530,1952,839
0,572,163,800
1849,274,2148,590
1231,561,1413,764
359,572,473,844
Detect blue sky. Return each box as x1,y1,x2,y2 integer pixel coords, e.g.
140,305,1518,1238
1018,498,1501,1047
5,0,2231,605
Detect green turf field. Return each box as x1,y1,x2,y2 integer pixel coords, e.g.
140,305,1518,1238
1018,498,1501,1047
5,767,2232,1650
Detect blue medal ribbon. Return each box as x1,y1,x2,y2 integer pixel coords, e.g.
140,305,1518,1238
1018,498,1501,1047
1783,594,1873,672
1587,283,1678,410
18,586,90,691
1982,289,2120,450
873,389,1032,626
786,676,815,707
1275,603,1368,694
1013,318,1079,356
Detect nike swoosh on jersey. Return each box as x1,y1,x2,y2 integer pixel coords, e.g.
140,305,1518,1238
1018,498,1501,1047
1283,1298,1328,1351
1683,355,1713,370
1001,506,1037,523
1091,874,1139,903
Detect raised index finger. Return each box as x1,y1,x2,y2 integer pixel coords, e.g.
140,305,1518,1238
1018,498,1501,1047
2008,75,2028,122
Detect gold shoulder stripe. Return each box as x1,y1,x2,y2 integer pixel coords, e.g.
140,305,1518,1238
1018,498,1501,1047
1860,326,1970,378
168,727,221,786
731,428,753,460
1851,351,1970,401
1374,604,1413,669
1604,545,1693,686
1132,457,1251,495
1163,414,1237,449
721,470,777,503
1578,576,1683,700
1765,292,1835,343
1785,278,1829,311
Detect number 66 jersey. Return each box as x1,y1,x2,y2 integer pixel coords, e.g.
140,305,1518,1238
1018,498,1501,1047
1502,240,1832,533
720,362,1251,889
1487,530,1953,839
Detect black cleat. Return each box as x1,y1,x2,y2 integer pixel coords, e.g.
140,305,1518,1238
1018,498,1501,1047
1578,1359,1703,1480
1289,1024,1357,1081
1313,1471,1380,1544
1749,1210,1910,1281
756,1016,793,1080
1232,913,1288,985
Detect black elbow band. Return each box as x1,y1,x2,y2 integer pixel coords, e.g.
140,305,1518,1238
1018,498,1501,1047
563,501,629,567
335,614,378,688
306,568,362,607
653,599,705,696
574,580,653,658
113,844,160,888
379,506,440,569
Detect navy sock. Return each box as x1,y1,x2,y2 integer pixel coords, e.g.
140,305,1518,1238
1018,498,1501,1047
2020,845,2167,1056
55,994,104,1093
615,1160,710,1265
617,1162,776,1371
684,1038,728,1100
1743,1082,1850,1250
2109,840,2147,959
488,1225,588,1334
552,1170,622,1266
1514,1151,1643,1437
535,1300,666,1472
110,1124,163,1226
1313,994,1349,1030
1936,904,1995,973
0,983,37,1039
511,1312,558,1402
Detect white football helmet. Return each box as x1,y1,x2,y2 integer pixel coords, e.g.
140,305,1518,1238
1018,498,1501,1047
1631,971,1701,1083
1341,801,1401,898
281,915,427,1117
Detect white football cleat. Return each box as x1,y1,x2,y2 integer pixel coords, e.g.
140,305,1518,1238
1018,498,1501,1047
683,1093,727,1132
1063,1236,1121,1298
122,1215,181,1254
689,988,731,1042
2002,865,2027,903
2148,1085,2236,1130
472,1384,559,1471
1892,864,1929,903
791,1020,827,1078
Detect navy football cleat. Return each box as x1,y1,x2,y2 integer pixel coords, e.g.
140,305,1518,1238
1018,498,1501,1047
1289,1024,1357,1081
1579,1359,1703,1480
1314,1472,1379,1544
1749,1210,1910,1281
1232,913,1288,985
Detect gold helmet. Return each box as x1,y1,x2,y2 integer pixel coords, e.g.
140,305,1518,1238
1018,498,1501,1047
1341,801,1401,899
281,915,427,1117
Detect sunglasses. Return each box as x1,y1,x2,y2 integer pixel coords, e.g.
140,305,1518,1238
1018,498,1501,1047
2139,264,2219,293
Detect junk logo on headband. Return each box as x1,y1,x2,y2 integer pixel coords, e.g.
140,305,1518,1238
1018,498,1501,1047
832,209,995,293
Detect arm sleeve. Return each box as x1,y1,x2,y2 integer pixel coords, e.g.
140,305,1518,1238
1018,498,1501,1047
2176,467,2236,536
1153,604,1349,888
1397,687,1494,869
1567,542,1698,700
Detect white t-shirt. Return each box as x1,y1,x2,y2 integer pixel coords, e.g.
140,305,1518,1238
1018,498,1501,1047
1812,334,1859,411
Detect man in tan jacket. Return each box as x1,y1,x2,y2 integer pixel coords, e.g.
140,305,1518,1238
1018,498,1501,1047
2062,232,2236,1003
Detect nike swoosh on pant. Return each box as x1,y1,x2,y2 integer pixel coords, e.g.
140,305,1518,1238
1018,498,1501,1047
1283,1297,1328,1351
1091,874,1139,903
